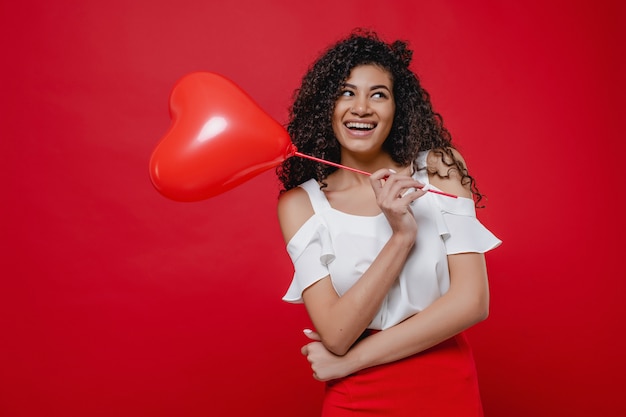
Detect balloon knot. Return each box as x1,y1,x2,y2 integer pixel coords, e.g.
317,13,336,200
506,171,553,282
286,143,298,157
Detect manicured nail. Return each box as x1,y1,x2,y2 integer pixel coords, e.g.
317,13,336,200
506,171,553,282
389,169,397,173
303,329,313,334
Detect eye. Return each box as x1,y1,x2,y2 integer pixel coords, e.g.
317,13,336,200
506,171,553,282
340,89,354,97
372,91,388,99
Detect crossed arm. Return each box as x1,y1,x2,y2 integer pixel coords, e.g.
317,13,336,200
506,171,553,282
301,251,489,381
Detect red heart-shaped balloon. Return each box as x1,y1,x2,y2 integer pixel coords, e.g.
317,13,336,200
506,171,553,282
149,72,296,201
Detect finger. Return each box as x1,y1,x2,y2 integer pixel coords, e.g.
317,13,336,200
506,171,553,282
370,168,396,181
405,188,427,206
303,329,321,341
301,345,308,356
380,178,424,207
402,184,427,201
388,178,423,198
369,168,396,196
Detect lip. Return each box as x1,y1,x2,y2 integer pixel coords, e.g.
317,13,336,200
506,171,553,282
343,119,377,137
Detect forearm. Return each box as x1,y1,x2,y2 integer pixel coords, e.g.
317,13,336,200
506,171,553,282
349,290,487,372
307,232,415,355
344,253,489,372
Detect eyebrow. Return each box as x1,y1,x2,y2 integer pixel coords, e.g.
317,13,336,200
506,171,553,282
343,83,392,92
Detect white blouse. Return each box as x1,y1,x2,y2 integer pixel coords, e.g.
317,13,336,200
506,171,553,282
282,151,501,330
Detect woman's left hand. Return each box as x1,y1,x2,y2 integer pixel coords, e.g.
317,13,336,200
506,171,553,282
301,329,357,381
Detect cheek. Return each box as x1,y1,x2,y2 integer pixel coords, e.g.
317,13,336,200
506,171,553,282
380,107,396,125
333,101,347,117
383,106,396,127
388,103,396,121
332,105,345,130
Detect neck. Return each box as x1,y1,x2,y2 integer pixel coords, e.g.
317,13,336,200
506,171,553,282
325,152,411,189
339,151,407,176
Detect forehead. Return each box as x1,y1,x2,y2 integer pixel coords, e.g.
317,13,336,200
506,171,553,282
345,64,393,86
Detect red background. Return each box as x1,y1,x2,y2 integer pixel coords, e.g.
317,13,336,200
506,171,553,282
2,1,624,416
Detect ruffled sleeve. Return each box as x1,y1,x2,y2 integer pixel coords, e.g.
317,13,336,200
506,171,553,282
428,187,502,255
282,215,336,304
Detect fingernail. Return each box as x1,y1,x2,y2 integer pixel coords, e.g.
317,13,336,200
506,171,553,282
303,329,313,334
388,169,397,173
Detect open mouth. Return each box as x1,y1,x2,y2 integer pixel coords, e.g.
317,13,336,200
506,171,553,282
345,122,376,132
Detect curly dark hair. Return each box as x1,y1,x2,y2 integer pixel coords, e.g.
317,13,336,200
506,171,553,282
277,29,482,205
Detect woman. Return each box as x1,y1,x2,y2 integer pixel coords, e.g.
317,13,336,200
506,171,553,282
277,30,501,416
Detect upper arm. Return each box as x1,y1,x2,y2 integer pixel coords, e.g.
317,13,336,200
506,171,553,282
277,187,337,311
426,148,472,199
446,252,490,319
277,187,315,243
277,188,341,346
428,148,490,307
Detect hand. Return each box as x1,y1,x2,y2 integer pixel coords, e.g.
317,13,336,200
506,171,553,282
369,168,426,238
301,329,357,381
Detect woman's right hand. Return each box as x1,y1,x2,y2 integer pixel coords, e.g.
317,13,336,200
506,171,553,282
369,168,426,241
300,329,357,381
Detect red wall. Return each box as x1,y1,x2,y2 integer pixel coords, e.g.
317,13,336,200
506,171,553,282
2,1,624,416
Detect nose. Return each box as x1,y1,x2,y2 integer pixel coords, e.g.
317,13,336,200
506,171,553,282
350,96,370,116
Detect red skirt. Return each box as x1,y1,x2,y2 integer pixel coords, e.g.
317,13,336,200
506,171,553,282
321,333,484,417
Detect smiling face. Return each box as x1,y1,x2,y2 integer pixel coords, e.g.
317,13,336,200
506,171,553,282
332,64,395,160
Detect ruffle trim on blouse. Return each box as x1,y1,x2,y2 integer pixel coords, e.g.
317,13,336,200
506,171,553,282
428,187,502,255
286,215,335,264
282,215,335,303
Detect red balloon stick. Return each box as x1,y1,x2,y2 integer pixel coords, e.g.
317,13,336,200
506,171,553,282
292,151,457,199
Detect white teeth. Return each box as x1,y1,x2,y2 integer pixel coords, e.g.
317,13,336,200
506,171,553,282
345,122,375,129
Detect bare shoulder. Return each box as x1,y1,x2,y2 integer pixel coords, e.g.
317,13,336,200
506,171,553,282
277,186,315,243
426,147,472,198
